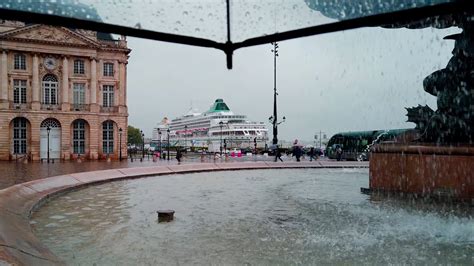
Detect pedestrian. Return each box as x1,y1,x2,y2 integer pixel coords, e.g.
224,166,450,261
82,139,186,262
274,145,283,162
293,144,302,162
296,146,302,162
309,147,315,161
336,145,343,161
176,148,183,164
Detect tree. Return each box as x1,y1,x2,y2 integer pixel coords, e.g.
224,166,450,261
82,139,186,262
128,125,142,146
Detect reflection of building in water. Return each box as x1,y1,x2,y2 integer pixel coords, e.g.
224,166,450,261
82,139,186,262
0,19,131,161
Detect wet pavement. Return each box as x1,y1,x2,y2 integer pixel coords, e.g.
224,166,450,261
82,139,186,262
0,154,354,190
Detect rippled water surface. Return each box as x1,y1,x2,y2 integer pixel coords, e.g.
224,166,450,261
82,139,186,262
32,169,473,265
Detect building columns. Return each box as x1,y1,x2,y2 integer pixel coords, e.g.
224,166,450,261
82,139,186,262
31,54,40,110
118,61,127,114
119,62,125,106
0,51,8,109
61,56,70,111
90,58,98,112
98,59,104,108
89,120,99,159
29,121,40,161
61,124,70,160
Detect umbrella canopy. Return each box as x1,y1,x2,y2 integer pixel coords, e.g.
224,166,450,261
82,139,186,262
0,0,471,69
293,139,304,147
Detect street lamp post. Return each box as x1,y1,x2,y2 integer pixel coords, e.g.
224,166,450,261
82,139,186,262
184,125,187,153
315,131,326,150
158,128,162,159
254,137,257,154
46,126,51,163
219,121,224,157
167,128,170,161
119,127,123,161
140,130,145,160
269,42,286,145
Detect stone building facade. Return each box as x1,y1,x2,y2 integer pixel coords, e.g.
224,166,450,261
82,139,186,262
0,21,131,161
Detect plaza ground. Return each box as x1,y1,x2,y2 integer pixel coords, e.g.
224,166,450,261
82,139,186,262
0,154,368,189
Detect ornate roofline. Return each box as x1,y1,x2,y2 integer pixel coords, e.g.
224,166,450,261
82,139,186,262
2,37,94,49
0,24,102,48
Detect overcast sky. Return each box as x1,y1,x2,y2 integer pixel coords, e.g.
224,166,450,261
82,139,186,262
125,25,457,141
81,1,458,141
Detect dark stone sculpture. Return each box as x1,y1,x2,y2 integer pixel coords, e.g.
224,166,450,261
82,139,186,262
407,24,474,143
405,105,434,130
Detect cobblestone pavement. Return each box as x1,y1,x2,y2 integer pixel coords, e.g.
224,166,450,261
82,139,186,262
0,154,368,189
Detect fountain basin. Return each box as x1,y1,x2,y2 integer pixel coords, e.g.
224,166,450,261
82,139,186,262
369,143,474,201
0,161,367,265
30,168,472,265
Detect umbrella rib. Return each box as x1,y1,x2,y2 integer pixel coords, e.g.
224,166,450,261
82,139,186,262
226,0,231,43
233,0,473,50
225,0,234,69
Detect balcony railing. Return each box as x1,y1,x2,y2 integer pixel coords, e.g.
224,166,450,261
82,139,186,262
99,39,127,49
100,106,119,113
71,104,90,111
9,102,30,110
40,104,60,111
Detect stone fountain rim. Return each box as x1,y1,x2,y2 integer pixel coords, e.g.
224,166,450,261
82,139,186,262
0,161,368,265
372,143,474,155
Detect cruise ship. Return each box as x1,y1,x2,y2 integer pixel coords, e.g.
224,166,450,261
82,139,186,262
152,99,269,151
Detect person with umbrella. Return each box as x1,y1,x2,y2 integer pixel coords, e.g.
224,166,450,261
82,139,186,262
292,140,303,162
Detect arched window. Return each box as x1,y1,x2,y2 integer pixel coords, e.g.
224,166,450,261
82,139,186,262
12,118,27,154
72,120,86,154
102,121,114,154
40,119,61,159
40,118,61,128
42,74,58,105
